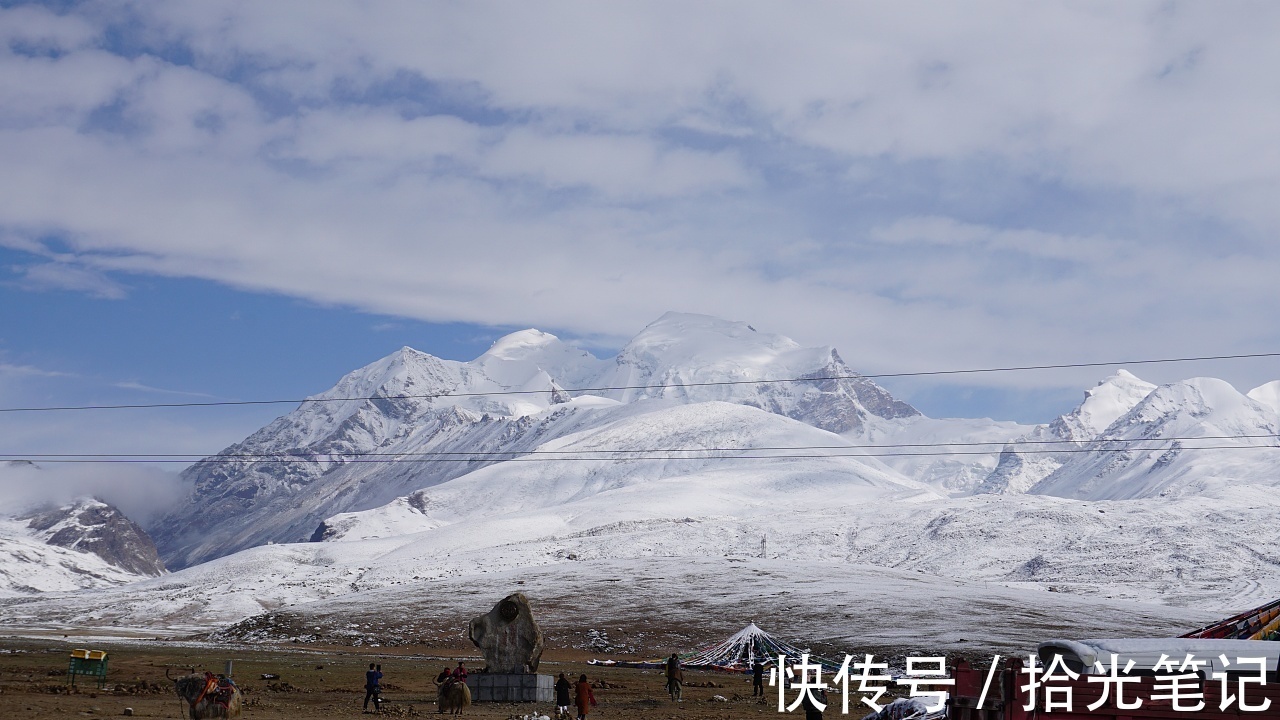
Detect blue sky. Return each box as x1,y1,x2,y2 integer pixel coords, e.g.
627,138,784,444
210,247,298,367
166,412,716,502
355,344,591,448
2,1,1280,460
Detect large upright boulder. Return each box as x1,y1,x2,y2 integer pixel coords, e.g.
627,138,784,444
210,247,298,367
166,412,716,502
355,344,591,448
468,593,544,673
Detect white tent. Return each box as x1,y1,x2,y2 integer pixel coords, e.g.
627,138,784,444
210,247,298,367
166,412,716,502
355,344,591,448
681,623,829,670
589,623,837,671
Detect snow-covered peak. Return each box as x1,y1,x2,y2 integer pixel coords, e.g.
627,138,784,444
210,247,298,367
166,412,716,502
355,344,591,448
304,345,463,413
985,372,1221,498
599,312,916,431
632,310,792,348
1119,377,1261,430
476,329,605,389
618,312,826,377
1029,377,1280,500
482,329,562,359
235,346,465,451
1248,381,1280,413
1051,370,1157,441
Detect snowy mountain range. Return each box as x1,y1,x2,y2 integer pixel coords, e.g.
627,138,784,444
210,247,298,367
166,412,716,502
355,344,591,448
2,312,1279,649
148,312,926,569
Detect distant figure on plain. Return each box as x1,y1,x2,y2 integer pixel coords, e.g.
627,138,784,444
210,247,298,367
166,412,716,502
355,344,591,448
555,672,573,719
363,662,383,713
575,673,597,720
752,658,765,696
665,653,683,701
801,685,827,720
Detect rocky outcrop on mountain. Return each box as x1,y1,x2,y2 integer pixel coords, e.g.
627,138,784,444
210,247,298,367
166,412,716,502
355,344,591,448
149,313,920,568
977,424,1069,495
0,496,164,595
21,499,166,577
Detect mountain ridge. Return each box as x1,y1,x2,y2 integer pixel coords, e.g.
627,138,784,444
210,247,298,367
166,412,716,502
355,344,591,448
149,313,924,568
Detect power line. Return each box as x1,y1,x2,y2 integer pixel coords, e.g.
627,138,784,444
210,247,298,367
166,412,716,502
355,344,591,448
4,443,1276,464
7,432,1279,460
1,350,1277,414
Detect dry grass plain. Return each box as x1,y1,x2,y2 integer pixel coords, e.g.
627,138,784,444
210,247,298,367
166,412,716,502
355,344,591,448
0,638,890,720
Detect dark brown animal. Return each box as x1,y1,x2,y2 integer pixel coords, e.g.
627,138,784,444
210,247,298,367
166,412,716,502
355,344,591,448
168,669,242,719
437,681,471,715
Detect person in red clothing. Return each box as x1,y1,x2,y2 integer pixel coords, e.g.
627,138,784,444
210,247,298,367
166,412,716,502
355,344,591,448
575,674,597,720
451,662,468,682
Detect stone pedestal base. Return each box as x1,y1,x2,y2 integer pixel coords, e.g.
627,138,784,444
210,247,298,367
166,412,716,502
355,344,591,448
466,673,553,703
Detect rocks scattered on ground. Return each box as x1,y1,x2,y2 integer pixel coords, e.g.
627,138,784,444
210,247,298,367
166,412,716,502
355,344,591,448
264,681,307,693
376,705,422,717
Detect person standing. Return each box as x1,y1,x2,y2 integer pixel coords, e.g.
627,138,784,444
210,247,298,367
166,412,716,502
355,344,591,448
575,673,597,720
665,653,683,701
800,686,827,720
554,672,573,720
752,659,765,697
363,662,383,713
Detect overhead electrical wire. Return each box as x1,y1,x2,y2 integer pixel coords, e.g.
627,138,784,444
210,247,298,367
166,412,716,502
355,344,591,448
1,350,1278,414
3,349,1276,465
6,431,1280,459
4,447,1278,464
4,441,1278,464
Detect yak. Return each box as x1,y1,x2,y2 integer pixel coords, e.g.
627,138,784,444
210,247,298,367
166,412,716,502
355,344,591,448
169,669,243,719
438,680,472,715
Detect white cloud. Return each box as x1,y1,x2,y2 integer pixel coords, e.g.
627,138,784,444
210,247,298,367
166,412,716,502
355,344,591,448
480,129,751,199
0,1,1276,400
283,109,484,168
0,362,74,379
0,5,97,51
11,262,128,299
0,461,187,528
113,381,218,398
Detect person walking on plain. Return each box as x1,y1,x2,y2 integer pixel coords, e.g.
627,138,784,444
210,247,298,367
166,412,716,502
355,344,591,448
575,674,597,720
752,659,765,696
665,653,683,701
363,662,383,713
555,672,573,720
